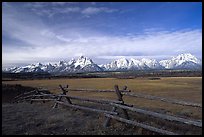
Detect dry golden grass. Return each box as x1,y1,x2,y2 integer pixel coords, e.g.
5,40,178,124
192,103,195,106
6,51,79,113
3,77,202,119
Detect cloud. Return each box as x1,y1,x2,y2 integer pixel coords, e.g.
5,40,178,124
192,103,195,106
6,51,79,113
57,7,81,13
51,2,76,6
24,2,80,17
30,6,81,17
81,7,118,15
2,3,202,67
3,22,202,66
23,2,118,17
3,11,61,47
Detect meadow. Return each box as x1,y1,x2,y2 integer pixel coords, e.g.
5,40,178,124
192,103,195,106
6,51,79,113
3,77,202,119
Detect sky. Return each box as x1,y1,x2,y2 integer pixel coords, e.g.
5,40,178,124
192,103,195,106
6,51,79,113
2,2,202,68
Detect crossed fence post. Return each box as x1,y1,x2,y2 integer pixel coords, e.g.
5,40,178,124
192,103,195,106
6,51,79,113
103,85,129,127
53,84,72,108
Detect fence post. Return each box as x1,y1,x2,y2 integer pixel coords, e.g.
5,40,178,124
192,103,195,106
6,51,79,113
59,84,72,104
114,85,129,119
103,106,117,127
103,85,129,127
53,85,63,108
53,84,72,108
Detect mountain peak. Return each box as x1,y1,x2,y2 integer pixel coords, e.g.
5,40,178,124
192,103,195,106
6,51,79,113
68,58,76,65
177,53,194,58
59,61,65,65
159,53,201,69
117,57,128,61
79,55,85,59
35,63,43,66
173,53,199,63
73,56,94,68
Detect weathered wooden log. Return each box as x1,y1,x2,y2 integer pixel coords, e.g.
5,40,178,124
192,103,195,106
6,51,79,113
110,103,202,127
26,93,54,97
14,94,56,103
30,96,36,104
39,96,45,103
103,107,117,127
32,94,56,98
13,95,37,103
105,114,178,135
53,96,63,108
114,85,129,119
58,94,123,104
103,85,130,128
55,101,118,115
37,89,50,92
53,85,72,108
15,90,40,103
122,92,202,108
68,88,131,92
114,85,123,101
59,84,68,94
39,92,57,97
59,84,72,104
26,99,56,101
37,87,131,93
14,90,37,99
123,103,134,107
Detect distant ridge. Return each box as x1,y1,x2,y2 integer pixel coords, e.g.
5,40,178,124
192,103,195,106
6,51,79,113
3,53,202,73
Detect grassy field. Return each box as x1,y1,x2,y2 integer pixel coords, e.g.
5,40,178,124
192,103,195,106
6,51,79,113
3,77,202,119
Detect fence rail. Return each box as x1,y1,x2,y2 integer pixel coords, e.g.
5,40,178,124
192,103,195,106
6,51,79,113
105,114,178,135
13,84,202,135
122,92,202,108
42,86,202,108
58,94,123,104
109,102,202,127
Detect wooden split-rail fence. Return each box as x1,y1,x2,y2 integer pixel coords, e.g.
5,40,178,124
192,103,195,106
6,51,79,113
13,85,202,135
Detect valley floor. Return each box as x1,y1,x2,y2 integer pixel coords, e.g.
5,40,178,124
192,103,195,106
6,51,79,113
2,77,202,135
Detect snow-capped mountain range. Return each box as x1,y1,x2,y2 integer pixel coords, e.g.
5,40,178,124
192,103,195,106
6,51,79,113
3,56,102,74
3,53,202,73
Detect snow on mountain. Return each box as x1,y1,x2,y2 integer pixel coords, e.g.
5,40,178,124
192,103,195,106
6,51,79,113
5,63,46,73
103,58,129,70
81,64,103,72
70,56,103,72
159,53,201,69
3,53,202,73
175,61,202,70
74,56,94,69
141,58,164,69
3,56,101,73
51,61,68,73
103,58,164,71
68,58,76,65
128,58,149,70
50,56,102,73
